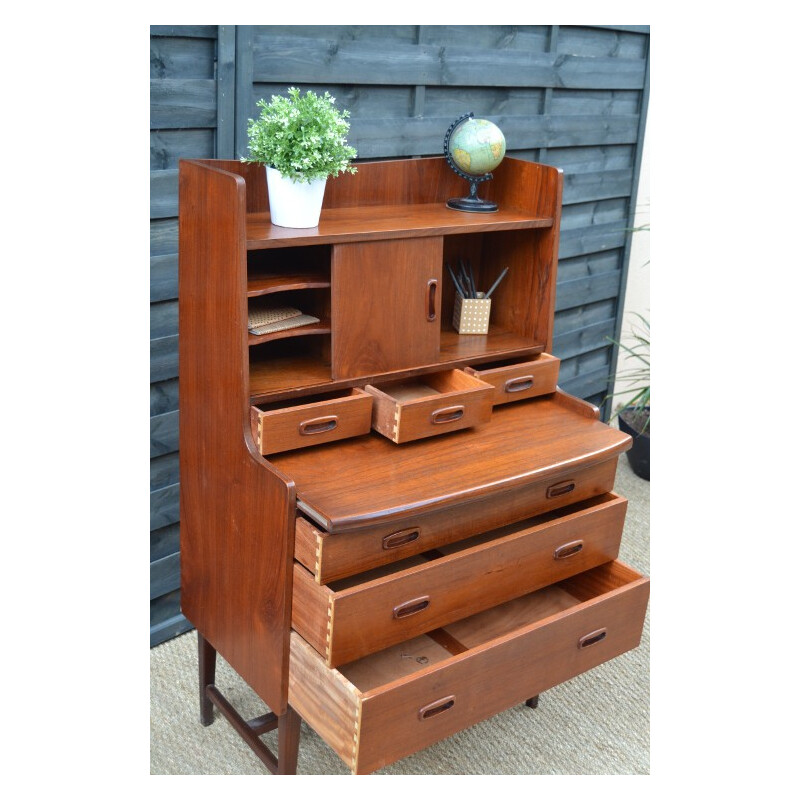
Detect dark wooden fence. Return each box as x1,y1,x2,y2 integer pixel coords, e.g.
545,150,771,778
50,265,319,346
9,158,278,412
150,24,650,646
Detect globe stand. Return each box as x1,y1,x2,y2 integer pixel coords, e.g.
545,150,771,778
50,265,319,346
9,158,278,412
444,112,499,214
446,175,498,213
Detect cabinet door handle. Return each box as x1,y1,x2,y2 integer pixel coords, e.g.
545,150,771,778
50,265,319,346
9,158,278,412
504,375,534,393
393,596,430,619
382,528,420,550
431,405,464,425
426,278,438,321
578,628,607,649
418,695,455,720
546,480,575,498
298,416,338,436
553,540,584,560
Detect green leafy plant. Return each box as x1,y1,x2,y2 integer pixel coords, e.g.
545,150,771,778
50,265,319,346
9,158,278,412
243,87,357,183
607,311,650,433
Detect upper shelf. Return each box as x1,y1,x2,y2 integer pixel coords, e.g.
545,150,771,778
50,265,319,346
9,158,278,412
246,204,554,250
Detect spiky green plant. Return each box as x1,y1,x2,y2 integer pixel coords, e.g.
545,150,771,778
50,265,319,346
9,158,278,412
608,312,650,433
243,87,357,183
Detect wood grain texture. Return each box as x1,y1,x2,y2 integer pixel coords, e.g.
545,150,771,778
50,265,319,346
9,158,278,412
179,160,296,713
252,388,373,455
270,394,630,534
287,632,361,772
294,458,621,583
331,237,443,379
305,493,626,666
365,370,493,444
332,559,649,774
464,352,560,405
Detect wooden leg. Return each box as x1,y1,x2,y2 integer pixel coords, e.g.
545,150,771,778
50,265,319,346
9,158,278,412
277,705,301,775
195,634,302,775
198,632,217,726
525,695,540,709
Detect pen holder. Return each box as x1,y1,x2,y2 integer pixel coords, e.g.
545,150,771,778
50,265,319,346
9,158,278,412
453,292,491,335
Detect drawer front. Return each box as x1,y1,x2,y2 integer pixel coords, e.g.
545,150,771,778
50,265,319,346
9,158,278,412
463,353,560,405
295,457,620,583
288,560,650,775
251,389,372,455
292,493,627,666
365,370,493,444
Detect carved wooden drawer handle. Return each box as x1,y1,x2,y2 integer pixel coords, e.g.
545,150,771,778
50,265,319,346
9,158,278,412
504,375,534,393
298,416,338,436
427,278,438,321
418,695,455,720
546,480,575,498
393,596,430,619
553,540,584,560
578,628,607,649
431,405,464,425
382,528,420,550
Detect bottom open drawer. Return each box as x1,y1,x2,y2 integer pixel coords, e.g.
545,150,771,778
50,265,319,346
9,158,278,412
288,560,650,774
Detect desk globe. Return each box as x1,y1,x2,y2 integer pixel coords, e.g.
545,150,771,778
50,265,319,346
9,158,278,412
444,112,506,212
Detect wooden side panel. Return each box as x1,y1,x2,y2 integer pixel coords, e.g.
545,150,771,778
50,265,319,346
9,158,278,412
325,494,627,666
291,562,333,660
331,237,443,379
287,632,361,772
178,160,295,712
354,570,650,774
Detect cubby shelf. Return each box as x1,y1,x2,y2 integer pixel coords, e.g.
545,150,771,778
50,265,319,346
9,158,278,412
246,204,554,250
247,272,331,298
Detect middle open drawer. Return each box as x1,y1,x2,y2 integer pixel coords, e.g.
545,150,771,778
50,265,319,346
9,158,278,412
291,492,627,667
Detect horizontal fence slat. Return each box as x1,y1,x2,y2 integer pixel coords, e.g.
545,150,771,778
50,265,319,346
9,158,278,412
151,379,179,417
562,168,634,205
151,300,178,340
555,270,622,312
151,129,216,170
151,523,180,562
557,224,627,260
150,25,217,39
151,410,178,458
150,170,178,219
150,79,218,128
151,482,180,531
552,319,616,360
251,37,646,89
150,36,215,80
150,335,178,384
151,552,180,599
151,253,178,303
340,114,639,161
151,452,179,492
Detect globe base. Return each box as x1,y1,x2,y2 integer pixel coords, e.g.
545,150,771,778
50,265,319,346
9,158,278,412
446,196,498,213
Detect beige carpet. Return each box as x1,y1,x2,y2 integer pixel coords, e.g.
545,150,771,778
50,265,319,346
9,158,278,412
150,455,649,775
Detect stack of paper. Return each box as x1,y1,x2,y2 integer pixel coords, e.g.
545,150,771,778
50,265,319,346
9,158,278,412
248,306,320,336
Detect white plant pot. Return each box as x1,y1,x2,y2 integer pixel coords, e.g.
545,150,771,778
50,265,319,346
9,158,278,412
266,166,327,228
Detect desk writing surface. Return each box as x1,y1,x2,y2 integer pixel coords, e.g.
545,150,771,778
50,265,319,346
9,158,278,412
268,396,630,532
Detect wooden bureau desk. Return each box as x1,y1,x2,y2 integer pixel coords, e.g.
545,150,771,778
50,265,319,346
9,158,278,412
178,155,649,774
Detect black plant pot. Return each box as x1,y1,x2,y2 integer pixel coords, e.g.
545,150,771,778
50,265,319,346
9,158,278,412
618,408,650,481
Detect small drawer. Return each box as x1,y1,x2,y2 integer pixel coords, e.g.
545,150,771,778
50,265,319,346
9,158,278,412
250,388,373,456
463,353,560,405
294,457,620,583
292,493,627,667
289,559,650,775
364,370,493,444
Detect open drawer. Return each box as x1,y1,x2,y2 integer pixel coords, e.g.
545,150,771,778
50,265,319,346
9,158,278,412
288,560,650,775
294,457,620,583
364,369,493,443
250,388,373,455
292,493,627,666
463,352,560,405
